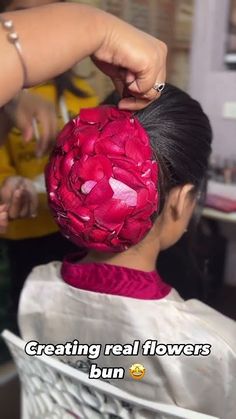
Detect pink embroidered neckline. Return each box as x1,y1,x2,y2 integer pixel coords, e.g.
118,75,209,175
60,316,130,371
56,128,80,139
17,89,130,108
61,252,171,300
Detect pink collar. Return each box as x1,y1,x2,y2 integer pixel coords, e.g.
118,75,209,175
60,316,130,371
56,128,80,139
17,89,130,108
61,252,171,300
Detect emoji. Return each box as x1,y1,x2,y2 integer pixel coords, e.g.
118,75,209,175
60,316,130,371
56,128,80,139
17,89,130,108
129,363,146,380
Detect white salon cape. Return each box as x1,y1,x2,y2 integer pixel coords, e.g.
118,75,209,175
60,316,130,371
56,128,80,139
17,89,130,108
18,261,236,419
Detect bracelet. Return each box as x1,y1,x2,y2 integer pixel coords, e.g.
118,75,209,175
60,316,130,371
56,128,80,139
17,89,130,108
0,15,28,87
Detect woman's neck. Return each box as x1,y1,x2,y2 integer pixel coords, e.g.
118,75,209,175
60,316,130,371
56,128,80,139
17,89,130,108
81,235,160,273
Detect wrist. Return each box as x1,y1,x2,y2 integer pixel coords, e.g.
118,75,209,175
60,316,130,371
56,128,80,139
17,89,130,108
73,4,108,58
91,9,121,59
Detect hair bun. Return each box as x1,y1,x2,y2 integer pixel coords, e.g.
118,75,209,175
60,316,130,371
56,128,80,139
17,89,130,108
46,106,159,252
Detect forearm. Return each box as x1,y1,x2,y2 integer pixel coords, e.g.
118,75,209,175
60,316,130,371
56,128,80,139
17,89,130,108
0,3,107,106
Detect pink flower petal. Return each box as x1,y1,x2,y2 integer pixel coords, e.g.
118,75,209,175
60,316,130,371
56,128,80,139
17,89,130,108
81,180,97,195
109,178,137,206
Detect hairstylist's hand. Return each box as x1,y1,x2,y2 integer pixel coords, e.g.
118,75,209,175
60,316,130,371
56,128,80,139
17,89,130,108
4,90,58,157
0,176,38,220
93,16,167,110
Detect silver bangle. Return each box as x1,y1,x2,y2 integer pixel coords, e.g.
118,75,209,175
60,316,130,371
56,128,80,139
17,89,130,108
0,15,28,87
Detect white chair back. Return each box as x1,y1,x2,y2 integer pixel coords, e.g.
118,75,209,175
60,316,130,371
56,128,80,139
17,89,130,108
2,330,219,419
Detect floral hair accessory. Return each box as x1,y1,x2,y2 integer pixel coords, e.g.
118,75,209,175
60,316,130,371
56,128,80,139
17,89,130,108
46,106,159,252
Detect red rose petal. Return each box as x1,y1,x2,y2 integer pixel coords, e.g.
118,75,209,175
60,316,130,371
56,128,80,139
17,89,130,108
58,183,82,211
67,212,84,232
45,163,58,193
94,199,132,229
102,119,132,141
56,121,74,152
111,157,137,173
95,138,125,156
78,125,100,155
109,107,131,120
61,149,78,178
125,137,151,161
86,177,113,205
79,106,111,127
89,229,109,243
77,155,113,182
113,167,145,188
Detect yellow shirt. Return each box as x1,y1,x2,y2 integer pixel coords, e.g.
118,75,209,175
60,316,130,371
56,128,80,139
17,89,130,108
0,77,98,240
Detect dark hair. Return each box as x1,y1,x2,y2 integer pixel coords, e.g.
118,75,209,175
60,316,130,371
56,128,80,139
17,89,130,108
136,84,212,210
0,0,9,12
54,71,90,101
0,0,65,12
103,84,212,212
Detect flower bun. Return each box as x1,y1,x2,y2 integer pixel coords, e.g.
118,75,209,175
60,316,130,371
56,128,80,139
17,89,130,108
46,106,158,252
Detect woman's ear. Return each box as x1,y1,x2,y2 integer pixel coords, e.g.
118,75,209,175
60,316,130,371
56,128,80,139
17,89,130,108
168,184,195,221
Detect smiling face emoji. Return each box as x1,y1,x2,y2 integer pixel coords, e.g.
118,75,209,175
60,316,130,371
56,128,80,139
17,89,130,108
129,363,146,380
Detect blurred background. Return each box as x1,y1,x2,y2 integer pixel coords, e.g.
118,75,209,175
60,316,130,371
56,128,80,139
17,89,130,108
0,1,236,418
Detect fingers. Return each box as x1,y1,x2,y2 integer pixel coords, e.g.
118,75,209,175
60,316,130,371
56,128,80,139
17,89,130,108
112,78,126,98
126,41,167,98
8,186,26,219
0,204,8,234
0,176,23,204
2,178,38,220
94,15,168,111
22,179,38,218
111,60,166,111
127,66,166,101
10,90,58,157
0,176,38,226
29,193,38,218
9,187,37,220
22,124,34,142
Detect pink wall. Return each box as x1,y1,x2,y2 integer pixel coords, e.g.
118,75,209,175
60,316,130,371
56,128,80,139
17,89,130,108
189,0,236,158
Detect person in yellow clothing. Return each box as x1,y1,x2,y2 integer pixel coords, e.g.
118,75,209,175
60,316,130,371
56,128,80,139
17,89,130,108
0,0,99,316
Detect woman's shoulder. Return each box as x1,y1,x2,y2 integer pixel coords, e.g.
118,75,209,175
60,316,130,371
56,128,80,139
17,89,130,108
125,289,236,351
165,288,235,330
178,297,236,350
26,261,62,283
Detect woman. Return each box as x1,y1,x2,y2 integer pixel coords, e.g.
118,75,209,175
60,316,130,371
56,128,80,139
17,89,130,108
19,85,236,419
